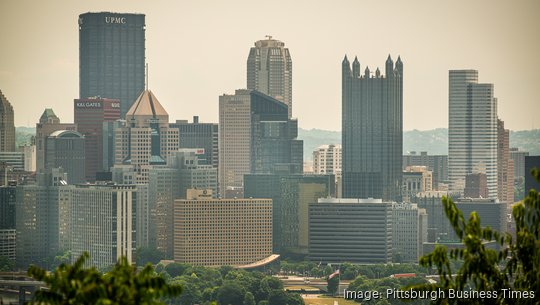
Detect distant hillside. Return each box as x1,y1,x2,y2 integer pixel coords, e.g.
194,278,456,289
16,127,35,147
299,128,540,161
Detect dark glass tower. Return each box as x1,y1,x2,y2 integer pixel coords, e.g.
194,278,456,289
79,12,145,118
342,55,403,201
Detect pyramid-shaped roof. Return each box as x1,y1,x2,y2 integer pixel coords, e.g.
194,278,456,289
126,90,168,117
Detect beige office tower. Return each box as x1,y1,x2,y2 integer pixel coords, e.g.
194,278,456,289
70,184,136,269
313,144,342,196
0,90,15,153
35,109,77,173
247,36,293,118
219,90,251,193
114,90,178,184
174,195,273,267
497,119,514,205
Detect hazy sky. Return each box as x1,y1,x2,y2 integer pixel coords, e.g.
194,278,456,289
1,0,539,131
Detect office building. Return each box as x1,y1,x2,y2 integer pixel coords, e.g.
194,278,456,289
415,191,451,242
525,156,540,193
36,108,77,173
247,36,293,118
113,90,178,184
219,89,302,196
0,152,25,171
510,148,529,180
45,130,86,184
403,152,448,189
170,116,218,169
392,203,427,263
342,55,403,201
244,174,335,254
313,144,342,196
308,198,392,264
22,144,36,172
74,97,121,181
79,12,145,118
0,184,17,262
0,90,15,152
464,173,488,198
448,70,498,198
173,195,273,267
402,166,432,203
70,184,136,269
497,119,514,204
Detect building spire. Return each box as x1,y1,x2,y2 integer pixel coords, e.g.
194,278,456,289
352,56,360,78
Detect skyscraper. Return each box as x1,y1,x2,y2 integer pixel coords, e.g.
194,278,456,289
247,37,293,118
170,116,218,169
79,12,145,118
74,98,121,181
46,130,86,184
36,109,77,173
219,89,302,196
341,55,403,201
497,119,514,204
113,90,178,184
0,90,15,152
448,70,498,198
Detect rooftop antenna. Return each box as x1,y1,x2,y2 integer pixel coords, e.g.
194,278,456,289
145,63,149,90
265,35,272,40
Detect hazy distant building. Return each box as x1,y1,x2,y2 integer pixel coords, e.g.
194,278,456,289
170,116,218,169
173,195,273,267
219,89,302,196
36,109,77,173
70,184,136,269
79,12,145,118
313,144,342,196
0,152,25,171
448,70,498,198
113,90,178,184
415,191,451,242
244,174,335,254
497,119,514,204
525,156,540,193
74,98,121,181
342,55,403,201
247,36,293,118
392,203,427,263
22,144,36,172
46,130,86,184
510,148,529,180
402,166,432,203
403,152,448,189
308,198,392,264
464,173,488,198
0,90,15,152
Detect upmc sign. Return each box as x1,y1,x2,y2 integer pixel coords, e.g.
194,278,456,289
105,16,126,24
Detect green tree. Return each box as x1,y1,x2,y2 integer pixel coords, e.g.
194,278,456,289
136,246,166,265
164,262,192,278
267,289,288,305
28,252,182,304
410,169,540,304
327,275,339,295
287,293,305,305
217,281,245,305
243,292,256,305
0,255,14,271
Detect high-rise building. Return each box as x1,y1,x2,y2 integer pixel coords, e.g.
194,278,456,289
510,148,529,180
22,144,36,172
36,108,77,173
46,130,86,184
525,156,540,193
219,89,302,196
247,36,293,118
403,152,448,189
342,55,403,201
0,184,17,263
308,198,393,264
74,98,121,181
402,166,433,203
113,90,178,184
244,174,335,254
464,173,488,198
392,203,427,263
0,90,16,152
79,12,145,118
448,70,498,198
69,184,136,269
170,116,218,169
173,195,273,267
497,119,514,204
313,144,342,196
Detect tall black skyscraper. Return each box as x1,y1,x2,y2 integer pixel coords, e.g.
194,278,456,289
79,12,145,118
342,55,403,201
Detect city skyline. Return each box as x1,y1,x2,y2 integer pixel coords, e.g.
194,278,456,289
1,0,539,131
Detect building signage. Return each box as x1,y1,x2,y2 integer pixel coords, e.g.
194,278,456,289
105,17,126,24
76,102,102,108
111,102,120,108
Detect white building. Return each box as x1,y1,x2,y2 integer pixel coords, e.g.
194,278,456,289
313,144,342,197
392,202,427,263
448,70,498,198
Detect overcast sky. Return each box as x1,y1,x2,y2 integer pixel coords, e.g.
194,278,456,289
1,0,539,131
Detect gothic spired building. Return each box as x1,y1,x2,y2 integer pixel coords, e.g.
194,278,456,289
341,55,403,201
79,12,145,118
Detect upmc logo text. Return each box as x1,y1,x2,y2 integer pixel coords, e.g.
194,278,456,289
105,17,126,24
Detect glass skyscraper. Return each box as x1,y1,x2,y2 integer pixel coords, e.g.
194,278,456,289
448,70,498,198
341,55,403,201
79,12,145,118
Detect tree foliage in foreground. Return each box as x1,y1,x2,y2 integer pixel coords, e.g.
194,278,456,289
28,252,182,304
410,168,540,304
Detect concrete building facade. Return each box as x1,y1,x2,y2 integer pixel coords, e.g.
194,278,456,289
0,90,15,153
